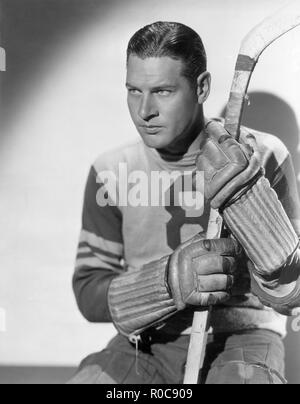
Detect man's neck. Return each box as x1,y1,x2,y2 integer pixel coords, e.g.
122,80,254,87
157,113,205,159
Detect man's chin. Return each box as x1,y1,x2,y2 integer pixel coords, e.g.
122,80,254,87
140,133,172,150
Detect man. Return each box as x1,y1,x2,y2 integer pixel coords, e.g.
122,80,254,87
70,22,300,384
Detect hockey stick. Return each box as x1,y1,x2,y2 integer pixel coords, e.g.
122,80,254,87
184,0,300,384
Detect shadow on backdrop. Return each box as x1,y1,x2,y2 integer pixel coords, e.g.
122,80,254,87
0,0,123,131
221,92,300,194
221,92,300,385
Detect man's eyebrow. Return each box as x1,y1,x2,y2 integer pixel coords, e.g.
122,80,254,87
126,83,137,88
151,84,176,90
126,83,176,90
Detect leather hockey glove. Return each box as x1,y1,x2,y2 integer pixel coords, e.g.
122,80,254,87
108,233,241,337
196,121,300,315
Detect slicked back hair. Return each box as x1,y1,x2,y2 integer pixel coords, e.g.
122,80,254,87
127,22,207,86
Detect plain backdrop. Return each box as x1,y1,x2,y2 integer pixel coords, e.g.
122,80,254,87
0,0,300,383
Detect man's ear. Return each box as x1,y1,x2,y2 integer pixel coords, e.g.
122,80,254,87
197,72,211,104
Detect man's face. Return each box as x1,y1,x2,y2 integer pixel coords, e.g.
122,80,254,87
126,56,201,150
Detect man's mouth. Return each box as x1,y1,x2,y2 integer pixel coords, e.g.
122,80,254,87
140,125,163,134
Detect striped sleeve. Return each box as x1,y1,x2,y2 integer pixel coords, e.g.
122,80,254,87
73,165,124,323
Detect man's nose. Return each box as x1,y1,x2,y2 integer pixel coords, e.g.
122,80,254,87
138,95,159,121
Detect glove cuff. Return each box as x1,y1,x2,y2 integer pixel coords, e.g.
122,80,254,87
250,264,300,316
223,176,299,278
108,256,178,337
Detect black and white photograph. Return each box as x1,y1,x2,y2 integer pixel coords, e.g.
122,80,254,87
0,0,300,386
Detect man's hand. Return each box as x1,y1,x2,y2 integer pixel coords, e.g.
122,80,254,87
108,233,242,337
196,120,300,316
168,235,241,309
196,120,299,278
196,120,262,210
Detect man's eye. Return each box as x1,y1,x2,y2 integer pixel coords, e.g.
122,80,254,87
157,90,171,96
128,89,141,95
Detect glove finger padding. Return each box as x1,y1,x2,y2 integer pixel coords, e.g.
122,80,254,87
168,238,241,309
196,121,263,209
197,274,234,292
